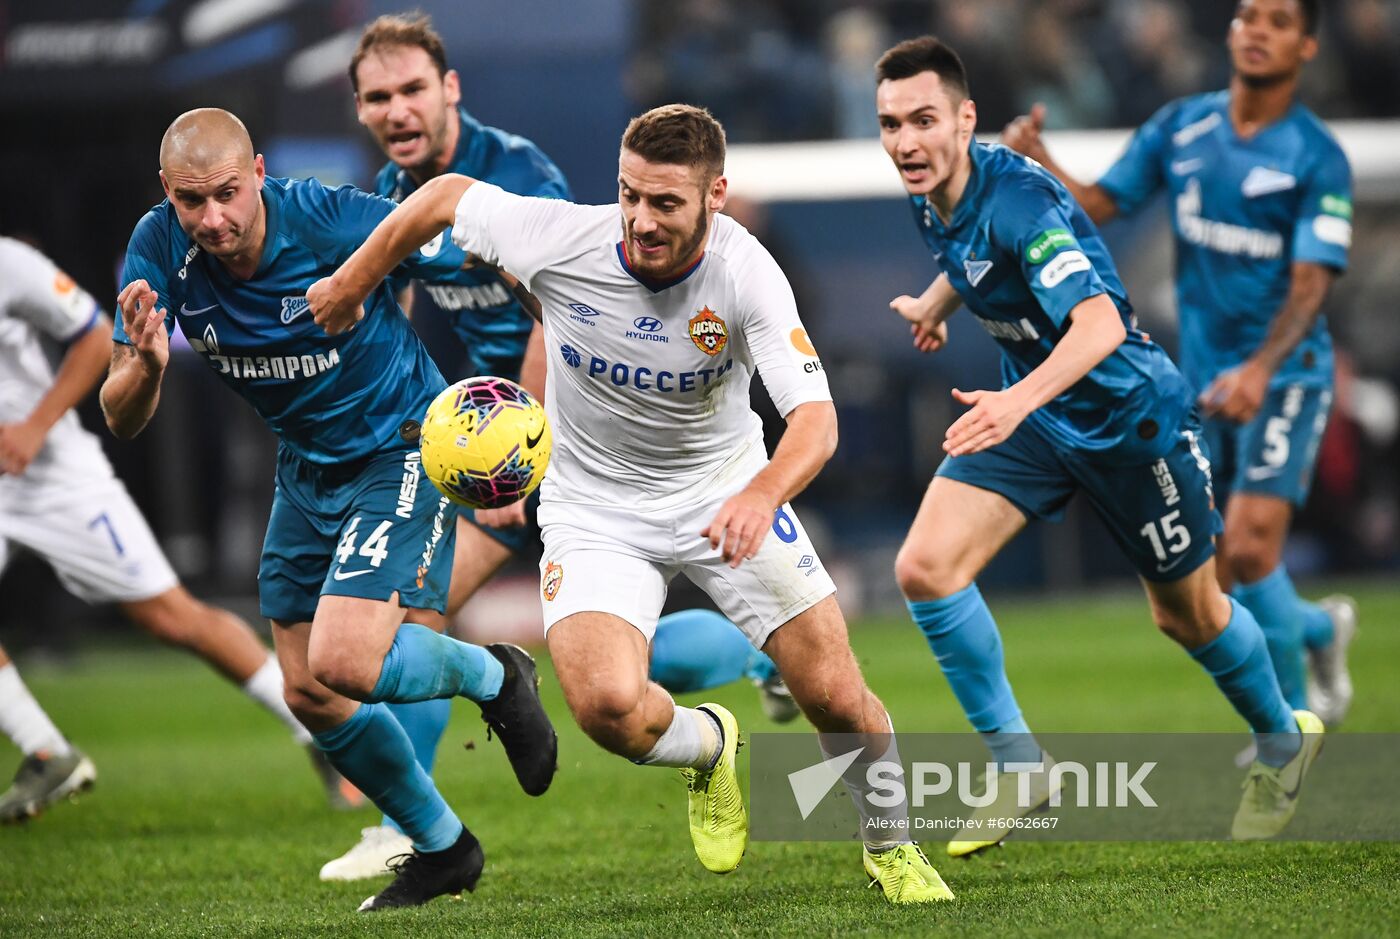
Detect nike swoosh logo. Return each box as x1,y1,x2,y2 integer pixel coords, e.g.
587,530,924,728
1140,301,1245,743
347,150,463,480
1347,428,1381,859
1155,555,1190,575
332,568,373,581
525,425,544,448
1171,159,1203,175
1244,465,1283,481
180,303,218,316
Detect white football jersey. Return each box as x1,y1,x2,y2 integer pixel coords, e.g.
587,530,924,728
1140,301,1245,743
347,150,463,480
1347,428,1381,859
451,182,832,508
0,237,113,494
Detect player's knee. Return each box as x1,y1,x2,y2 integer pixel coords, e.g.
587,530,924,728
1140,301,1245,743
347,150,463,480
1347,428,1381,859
894,545,969,600
306,645,378,700
1151,600,1219,647
570,687,646,753
1222,538,1277,585
788,672,867,732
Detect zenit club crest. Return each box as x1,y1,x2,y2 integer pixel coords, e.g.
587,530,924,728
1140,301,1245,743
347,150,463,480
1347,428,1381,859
542,561,563,601
688,306,728,356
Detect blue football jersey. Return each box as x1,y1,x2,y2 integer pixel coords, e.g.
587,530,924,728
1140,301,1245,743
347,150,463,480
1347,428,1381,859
116,176,469,465
375,106,571,381
1098,91,1352,391
912,142,1193,464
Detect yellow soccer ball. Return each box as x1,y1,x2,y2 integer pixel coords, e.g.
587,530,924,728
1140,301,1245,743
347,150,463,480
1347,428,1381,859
419,377,552,509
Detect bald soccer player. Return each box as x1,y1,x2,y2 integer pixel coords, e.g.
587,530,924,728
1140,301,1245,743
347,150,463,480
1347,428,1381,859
100,108,557,911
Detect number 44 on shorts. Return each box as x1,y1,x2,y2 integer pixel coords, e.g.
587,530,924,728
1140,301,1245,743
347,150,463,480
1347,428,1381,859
336,516,393,569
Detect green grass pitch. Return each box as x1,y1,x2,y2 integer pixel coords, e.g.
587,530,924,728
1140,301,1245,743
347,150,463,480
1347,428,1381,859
2,586,1397,938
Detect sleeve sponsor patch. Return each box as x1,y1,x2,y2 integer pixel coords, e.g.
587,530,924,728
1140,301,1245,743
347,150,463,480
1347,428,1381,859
1319,194,1353,219
1312,215,1352,248
1038,249,1092,288
1025,228,1077,264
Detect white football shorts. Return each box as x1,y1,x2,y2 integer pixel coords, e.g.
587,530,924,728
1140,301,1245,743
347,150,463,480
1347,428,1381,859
0,476,178,604
536,470,836,650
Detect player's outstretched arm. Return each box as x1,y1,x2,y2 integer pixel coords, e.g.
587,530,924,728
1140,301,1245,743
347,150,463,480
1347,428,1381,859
0,313,112,474
890,272,962,352
1001,104,1119,225
1199,261,1336,424
100,280,170,439
945,294,1126,456
309,173,478,335
702,400,837,568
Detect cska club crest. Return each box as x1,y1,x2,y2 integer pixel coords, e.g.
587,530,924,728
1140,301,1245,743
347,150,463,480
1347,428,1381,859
542,561,563,601
688,306,728,356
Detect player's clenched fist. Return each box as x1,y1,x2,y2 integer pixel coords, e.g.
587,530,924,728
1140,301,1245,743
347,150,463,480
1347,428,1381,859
116,279,170,373
1000,103,1047,159
702,487,776,569
306,276,366,336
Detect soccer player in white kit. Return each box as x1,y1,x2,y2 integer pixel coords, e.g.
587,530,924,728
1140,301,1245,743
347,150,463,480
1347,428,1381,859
0,236,357,821
309,104,954,904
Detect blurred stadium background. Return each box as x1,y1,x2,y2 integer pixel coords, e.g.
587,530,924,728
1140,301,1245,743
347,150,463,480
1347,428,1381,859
2,0,1398,644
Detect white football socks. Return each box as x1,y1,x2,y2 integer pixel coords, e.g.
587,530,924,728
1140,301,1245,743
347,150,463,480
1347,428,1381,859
819,711,910,852
638,705,722,769
242,656,313,745
0,663,72,757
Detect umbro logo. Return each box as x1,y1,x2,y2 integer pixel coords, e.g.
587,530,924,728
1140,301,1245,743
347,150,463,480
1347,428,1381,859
566,303,600,327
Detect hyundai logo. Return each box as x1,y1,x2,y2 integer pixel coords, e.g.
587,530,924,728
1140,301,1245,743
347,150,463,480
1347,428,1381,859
632,316,664,333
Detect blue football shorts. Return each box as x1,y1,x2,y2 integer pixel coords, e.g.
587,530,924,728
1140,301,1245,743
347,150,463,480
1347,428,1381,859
1201,382,1332,507
260,444,458,624
936,413,1223,582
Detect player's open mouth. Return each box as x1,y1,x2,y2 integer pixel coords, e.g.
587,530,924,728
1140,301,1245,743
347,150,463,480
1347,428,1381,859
387,131,423,151
1241,46,1267,64
900,162,930,182
632,238,666,256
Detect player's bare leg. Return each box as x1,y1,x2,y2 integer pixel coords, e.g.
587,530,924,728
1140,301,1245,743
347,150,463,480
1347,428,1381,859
275,612,486,910
893,478,1054,860
895,477,1026,602
0,643,96,822
763,595,952,901
446,517,514,617
119,585,362,808
549,611,745,873
322,519,512,881
547,612,675,759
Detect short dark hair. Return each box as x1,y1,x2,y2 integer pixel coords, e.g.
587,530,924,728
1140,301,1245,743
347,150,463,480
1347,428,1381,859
349,12,448,92
621,104,726,180
875,36,969,101
1297,0,1319,35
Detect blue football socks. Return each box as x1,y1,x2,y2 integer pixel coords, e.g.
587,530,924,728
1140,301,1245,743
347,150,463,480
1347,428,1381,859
368,622,504,704
649,608,776,693
1188,598,1301,767
1232,566,1309,709
382,698,453,834
312,703,463,851
908,584,1042,770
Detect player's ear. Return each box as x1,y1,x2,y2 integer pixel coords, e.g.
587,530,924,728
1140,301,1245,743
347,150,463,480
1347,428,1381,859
443,69,461,108
1299,33,1318,64
252,154,266,186
159,170,171,198
959,97,977,139
708,174,728,214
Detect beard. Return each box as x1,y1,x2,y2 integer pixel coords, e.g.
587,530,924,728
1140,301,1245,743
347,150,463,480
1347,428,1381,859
628,208,710,277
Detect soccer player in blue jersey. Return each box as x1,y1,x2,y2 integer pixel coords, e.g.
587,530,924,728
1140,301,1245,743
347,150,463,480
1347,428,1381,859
98,107,557,911
874,35,1322,850
1001,0,1356,731
316,13,794,882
